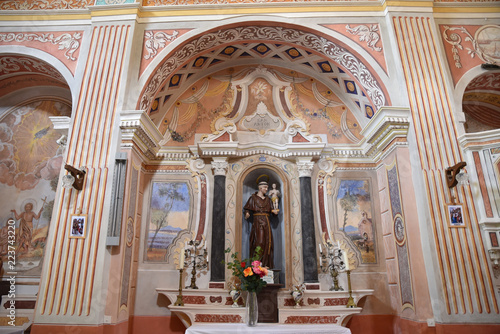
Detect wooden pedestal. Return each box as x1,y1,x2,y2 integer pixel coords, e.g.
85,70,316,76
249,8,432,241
257,284,283,323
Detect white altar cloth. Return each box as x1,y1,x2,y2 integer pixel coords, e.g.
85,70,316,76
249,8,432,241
185,323,351,334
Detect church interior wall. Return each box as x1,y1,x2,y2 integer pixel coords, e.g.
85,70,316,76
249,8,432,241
0,2,498,333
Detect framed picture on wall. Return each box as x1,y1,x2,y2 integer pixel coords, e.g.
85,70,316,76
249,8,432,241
69,214,87,238
447,204,466,228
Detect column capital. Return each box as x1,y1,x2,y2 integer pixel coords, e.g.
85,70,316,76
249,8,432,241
211,157,228,176
296,157,314,178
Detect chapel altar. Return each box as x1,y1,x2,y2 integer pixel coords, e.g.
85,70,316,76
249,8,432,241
144,66,408,330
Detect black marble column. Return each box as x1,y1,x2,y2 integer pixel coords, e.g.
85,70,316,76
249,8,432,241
300,176,319,282
210,174,226,281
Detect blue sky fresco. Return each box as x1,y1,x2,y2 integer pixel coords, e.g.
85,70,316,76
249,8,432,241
151,182,190,212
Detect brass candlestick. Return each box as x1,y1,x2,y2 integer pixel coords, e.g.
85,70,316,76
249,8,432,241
174,267,184,306
346,270,357,308
330,267,342,291
186,239,209,289
319,242,345,291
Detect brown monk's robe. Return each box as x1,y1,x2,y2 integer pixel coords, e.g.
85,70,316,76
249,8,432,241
244,192,275,268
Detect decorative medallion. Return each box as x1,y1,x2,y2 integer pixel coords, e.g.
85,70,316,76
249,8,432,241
476,25,500,63
394,215,405,245
443,25,500,68
126,217,134,247
240,101,284,135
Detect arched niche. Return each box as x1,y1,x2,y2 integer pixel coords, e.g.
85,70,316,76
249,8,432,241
237,163,291,286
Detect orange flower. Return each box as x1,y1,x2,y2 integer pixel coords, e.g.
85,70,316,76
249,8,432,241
243,267,254,277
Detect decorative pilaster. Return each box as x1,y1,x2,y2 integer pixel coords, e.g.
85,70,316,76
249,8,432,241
297,158,318,282
210,158,228,282
34,20,134,326
392,14,498,319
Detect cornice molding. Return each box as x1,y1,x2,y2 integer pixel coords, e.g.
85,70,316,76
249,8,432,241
121,107,412,165
359,106,411,158
459,128,500,151
120,109,163,159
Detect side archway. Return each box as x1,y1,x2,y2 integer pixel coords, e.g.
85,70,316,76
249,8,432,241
0,51,72,297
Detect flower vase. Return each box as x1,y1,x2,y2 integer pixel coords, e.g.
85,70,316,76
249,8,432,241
292,290,303,308
245,291,258,326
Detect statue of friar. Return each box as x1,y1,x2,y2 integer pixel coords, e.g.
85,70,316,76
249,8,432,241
244,179,279,268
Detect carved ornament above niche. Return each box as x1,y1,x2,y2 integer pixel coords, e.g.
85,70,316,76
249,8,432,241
239,101,284,136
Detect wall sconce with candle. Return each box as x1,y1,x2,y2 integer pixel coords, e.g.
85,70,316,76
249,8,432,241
445,161,468,188
62,164,86,191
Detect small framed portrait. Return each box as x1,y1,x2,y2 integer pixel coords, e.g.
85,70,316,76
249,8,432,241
69,214,87,238
447,204,466,228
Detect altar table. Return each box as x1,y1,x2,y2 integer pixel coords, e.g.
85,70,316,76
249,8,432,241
185,323,351,334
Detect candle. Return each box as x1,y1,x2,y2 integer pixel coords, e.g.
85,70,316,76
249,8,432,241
342,251,350,271
319,243,322,254
179,250,185,269
337,241,340,249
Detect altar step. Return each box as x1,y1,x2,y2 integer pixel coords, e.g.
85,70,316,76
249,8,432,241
156,288,373,328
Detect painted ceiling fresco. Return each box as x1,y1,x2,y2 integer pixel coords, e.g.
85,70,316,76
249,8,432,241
139,26,387,117
147,41,376,126
153,64,362,147
463,72,500,131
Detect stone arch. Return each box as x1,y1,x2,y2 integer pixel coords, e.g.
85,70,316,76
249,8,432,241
0,45,75,96
137,21,391,123
0,49,73,278
455,67,500,134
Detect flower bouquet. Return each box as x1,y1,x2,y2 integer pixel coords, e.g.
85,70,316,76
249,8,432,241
223,246,268,326
223,246,268,293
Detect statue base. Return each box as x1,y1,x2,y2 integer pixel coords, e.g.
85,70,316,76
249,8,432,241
262,269,281,284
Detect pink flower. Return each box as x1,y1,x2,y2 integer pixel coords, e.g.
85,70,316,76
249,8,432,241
253,266,263,275
253,266,268,277
252,260,261,268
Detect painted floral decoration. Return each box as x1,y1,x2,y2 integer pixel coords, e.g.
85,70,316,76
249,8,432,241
224,246,268,293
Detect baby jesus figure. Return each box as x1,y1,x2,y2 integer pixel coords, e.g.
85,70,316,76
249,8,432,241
268,183,280,212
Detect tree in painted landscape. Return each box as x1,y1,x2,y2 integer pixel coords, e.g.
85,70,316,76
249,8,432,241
147,182,190,261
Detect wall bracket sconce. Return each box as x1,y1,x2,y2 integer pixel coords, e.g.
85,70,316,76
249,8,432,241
62,164,86,191
445,161,467,188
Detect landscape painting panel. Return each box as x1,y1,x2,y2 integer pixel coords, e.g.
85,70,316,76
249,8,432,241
146,182,190,262
336,179,377,264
